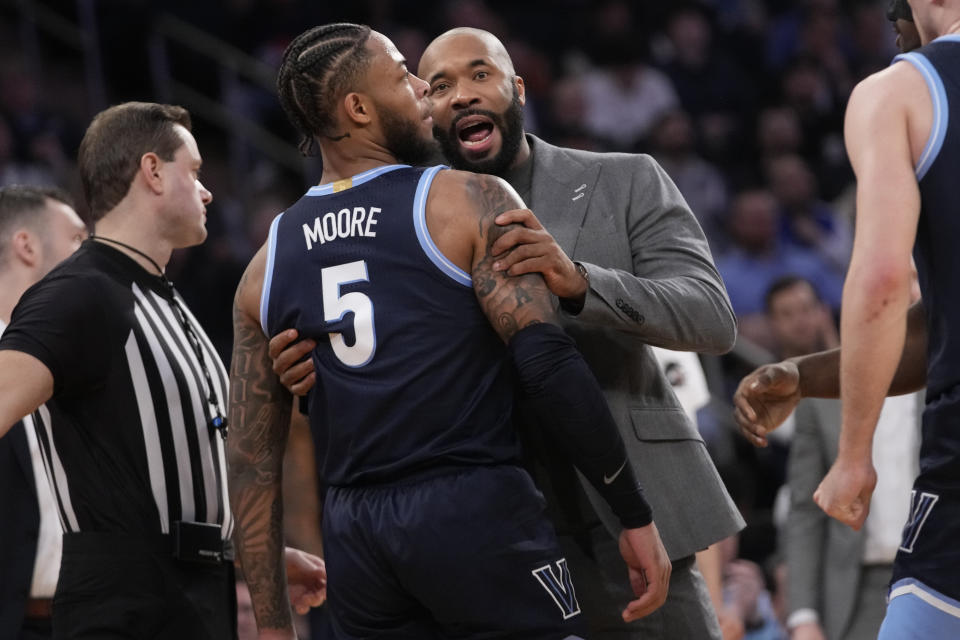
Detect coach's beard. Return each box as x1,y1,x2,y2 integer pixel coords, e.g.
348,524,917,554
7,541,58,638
434,87,525,178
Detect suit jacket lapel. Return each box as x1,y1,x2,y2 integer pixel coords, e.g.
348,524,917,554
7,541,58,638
526,135,602,257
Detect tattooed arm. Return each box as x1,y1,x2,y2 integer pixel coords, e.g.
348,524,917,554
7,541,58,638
462,172,558,337
228,244,296,639
433,170,671,619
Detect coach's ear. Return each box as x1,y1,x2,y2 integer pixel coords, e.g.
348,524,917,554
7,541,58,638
139,152,164,195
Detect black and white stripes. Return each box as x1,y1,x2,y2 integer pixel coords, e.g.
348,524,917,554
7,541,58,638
31,281,233,540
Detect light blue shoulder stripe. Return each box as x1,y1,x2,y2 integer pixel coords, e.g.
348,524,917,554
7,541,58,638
895,52,949,180
307,164,410,196
413,166,471,287
259,212,284,336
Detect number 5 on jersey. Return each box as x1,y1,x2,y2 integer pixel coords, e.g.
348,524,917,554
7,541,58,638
322,260,376,367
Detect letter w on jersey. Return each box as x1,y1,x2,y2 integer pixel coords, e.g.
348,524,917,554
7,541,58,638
532,558,581,619
899,490,939,553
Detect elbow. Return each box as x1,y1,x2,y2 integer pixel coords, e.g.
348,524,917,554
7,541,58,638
709,309,738,355
696,296,738,355
848,261,912,307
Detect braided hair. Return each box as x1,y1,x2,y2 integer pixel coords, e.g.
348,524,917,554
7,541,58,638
277,23,373,156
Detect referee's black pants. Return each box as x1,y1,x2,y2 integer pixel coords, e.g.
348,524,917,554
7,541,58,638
52,532,237,640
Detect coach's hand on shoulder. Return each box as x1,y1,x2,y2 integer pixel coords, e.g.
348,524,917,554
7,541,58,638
491,208,587,304
269,329,317,396
733,360,801,448
284,546,327,614
618,522,671,622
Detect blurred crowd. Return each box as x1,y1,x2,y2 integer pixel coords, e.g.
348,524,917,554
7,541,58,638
0,0,907,637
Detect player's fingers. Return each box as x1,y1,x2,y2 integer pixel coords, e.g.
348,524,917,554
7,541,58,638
734,407,767,447
494,208,543,230
621,581,667,621
271,338,316,376
279,359,315,388
732,391,758,424
289,372,317,397
268,329,300,360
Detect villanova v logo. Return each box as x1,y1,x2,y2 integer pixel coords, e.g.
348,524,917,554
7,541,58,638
532,558,581,619
899,490,939,553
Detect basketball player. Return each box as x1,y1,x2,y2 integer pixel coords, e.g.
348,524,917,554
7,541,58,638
227,23,671,639
736,0,960,636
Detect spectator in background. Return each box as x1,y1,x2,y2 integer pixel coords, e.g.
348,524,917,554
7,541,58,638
0,117,57,188
766,276,839,362
0,67,72,188
756,107,804,162
716,189,843,344
659,5,756,160
650,109,729,248
716,532,788,640
777,57,849,198
579,4,679,151
765,154,852,272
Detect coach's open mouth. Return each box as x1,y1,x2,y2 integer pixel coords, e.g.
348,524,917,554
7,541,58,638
456,115,497,154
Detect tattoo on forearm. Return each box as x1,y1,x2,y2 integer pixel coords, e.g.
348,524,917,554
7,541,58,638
228,297,294,630
466,174,556,342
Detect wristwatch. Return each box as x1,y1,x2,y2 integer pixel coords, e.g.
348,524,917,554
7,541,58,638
575,261,589,283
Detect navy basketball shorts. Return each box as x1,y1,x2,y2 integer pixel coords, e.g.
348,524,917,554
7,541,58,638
891,481,960,604
322,464,588,639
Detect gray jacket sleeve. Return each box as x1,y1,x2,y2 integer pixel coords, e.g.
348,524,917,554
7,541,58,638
572,155,736,354
786,401,828,617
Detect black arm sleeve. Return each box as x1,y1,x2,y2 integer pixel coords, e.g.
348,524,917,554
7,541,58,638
509,322,653,528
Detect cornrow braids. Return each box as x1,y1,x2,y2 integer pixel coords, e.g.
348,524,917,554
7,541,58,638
277,23,373,156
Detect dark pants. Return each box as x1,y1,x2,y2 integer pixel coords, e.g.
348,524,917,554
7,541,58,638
323,465,588,639
53,532,237,640
19,615,52,640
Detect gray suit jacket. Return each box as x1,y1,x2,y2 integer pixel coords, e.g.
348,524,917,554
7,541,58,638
522,135,744,559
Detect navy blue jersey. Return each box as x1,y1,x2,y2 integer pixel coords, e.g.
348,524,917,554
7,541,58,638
891,38,960,599
896,39,960,487
261,164,520,487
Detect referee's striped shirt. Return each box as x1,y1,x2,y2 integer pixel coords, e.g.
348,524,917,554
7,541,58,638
0,240,233,540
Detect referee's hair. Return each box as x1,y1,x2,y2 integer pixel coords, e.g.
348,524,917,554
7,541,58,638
277,23,373,156
78,102,191,223
0,184,75,265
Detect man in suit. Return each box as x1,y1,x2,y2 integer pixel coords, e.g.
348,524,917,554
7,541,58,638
416,28,743,639
271,25,743,639
0,185,88,640
786,394,920,640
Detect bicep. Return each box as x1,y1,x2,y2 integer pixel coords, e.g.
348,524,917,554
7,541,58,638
463,173,558,341
0,350,53,437
845,78,921,267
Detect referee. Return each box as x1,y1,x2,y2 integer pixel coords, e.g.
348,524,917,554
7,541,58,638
0,102,323,639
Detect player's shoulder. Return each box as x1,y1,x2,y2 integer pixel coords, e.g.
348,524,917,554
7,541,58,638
430,169,522,215
431,168,511,193
853,58,927,107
